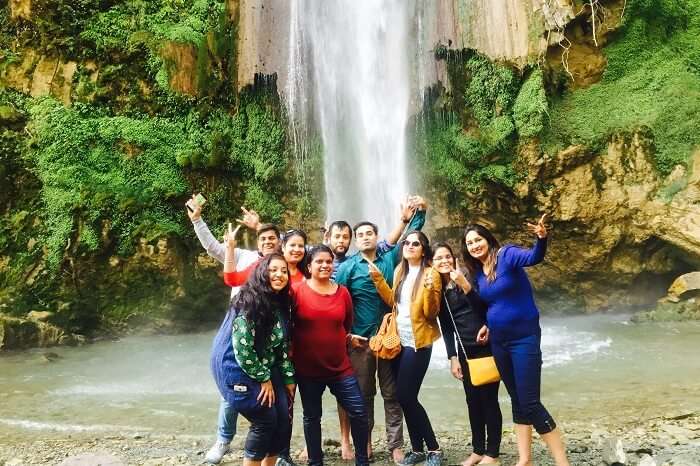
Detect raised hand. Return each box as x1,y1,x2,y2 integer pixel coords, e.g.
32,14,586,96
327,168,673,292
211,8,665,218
367,260,382,281
400,195,416,223
410,195,427,210
526,213,549,239
449,259,471,293
186,194,202,222
223,223,241,249
423,267,436,289
322,221,330,245
237,206,260,230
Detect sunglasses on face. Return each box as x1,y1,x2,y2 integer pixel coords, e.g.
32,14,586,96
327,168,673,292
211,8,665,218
402,240,421,247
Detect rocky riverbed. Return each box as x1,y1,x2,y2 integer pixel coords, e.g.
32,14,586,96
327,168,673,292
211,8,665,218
2,412,698,466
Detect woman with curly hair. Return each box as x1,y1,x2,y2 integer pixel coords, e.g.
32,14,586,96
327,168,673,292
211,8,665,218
211,248,295,466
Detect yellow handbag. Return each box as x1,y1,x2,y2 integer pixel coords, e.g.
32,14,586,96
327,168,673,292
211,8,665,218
466,355,501,386
443,292,501,386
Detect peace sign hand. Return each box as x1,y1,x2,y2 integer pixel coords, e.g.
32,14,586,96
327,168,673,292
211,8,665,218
449,259,471,293
526,213,549,239
224,223,241,249
237,207,260,230
423,267,435,289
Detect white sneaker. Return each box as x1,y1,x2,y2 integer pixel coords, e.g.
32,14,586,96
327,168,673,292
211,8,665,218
205,440,230,464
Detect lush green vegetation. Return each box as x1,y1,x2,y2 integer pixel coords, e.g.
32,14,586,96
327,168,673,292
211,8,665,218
416,50,547,204
543,0,700,174
0,1,311,335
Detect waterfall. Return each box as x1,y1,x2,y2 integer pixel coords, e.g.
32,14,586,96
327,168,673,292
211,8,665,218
286,1,414,234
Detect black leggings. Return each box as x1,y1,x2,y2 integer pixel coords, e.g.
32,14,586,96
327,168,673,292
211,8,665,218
392,346,439,452
460,348,502,457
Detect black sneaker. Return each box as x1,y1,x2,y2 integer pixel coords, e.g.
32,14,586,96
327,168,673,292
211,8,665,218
425,451,444,466
397,451,427,465
275,456,297,466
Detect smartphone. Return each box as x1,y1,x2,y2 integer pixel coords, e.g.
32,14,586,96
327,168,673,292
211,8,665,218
186,193,207,212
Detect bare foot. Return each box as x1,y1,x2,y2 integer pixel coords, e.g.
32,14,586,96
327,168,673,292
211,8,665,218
299,447,308,462
477,455,500,465
341,441,354,460
514,461,532,466
391,448,404,463
461,453,483,466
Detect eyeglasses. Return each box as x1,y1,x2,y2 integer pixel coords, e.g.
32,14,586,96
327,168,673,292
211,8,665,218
402,240,421,247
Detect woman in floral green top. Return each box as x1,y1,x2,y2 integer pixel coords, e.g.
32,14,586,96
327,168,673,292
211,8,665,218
211,253,296,466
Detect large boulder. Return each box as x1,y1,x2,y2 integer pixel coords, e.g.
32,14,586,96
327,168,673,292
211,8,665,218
0,314,71,350
667,272,700,301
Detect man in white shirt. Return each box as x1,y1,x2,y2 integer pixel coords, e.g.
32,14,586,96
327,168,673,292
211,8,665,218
187,196,281,464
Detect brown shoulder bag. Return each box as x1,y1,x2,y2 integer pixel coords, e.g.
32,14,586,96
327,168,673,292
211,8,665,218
369,307,401,360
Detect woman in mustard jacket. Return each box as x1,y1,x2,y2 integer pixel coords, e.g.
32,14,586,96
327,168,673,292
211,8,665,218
369,230,443,466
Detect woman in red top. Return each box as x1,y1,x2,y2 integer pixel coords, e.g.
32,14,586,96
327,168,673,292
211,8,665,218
292,245,369,466
282,229,309,287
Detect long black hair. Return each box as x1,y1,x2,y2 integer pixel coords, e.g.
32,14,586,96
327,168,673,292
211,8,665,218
394,230,432,304
462,224,501,282
232,253,292,356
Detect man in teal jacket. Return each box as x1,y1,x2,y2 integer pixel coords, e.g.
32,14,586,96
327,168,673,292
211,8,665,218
335,196,427,463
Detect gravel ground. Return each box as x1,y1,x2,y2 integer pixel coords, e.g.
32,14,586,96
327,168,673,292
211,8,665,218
1,413,698,465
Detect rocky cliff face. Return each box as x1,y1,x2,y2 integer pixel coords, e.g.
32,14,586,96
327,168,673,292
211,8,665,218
417,0,700,313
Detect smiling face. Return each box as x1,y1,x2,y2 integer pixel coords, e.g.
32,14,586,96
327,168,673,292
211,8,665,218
433,246,455,275
282,234,306,265
309,251,334,280
355,225,378,253
267,258,289,291
257,229,280,256
402,233,424,263
329,225,351,256
465,230,490,262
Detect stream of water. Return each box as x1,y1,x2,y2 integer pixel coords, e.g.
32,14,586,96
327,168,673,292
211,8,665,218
2,314,698,444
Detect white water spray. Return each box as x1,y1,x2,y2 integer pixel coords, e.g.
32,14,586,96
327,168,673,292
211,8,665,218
286,1,413,233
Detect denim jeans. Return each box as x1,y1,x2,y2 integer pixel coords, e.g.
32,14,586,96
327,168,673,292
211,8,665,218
298,375,369,466
392,346,438,452
237,371,292,461
490,333,556,435
217,398,238,443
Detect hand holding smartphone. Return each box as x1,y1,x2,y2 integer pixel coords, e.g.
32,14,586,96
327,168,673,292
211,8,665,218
186,193,207,213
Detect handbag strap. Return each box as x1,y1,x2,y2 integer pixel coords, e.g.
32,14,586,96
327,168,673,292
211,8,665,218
442,289,471,361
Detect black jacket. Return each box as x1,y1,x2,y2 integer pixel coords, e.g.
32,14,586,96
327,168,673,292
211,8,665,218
438,283,492,359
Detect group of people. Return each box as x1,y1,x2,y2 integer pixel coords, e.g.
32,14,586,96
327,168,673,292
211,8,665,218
187,194,571,466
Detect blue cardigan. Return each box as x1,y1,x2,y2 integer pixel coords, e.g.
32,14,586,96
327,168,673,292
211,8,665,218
474,237,547,342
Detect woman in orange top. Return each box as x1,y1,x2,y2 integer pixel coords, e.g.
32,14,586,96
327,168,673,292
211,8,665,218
369,230,442,466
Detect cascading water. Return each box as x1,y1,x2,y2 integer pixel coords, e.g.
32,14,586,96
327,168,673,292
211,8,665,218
286,1,413,233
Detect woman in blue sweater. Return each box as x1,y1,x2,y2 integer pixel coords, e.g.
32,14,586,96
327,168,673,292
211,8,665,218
462,216,570,466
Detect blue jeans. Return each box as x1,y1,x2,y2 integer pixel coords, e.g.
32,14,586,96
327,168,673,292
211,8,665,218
237,371,292,460
490,333,556,435
298,375,369,466
217,398,238,443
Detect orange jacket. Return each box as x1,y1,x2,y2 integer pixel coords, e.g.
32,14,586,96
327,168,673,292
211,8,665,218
370,266,442,349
